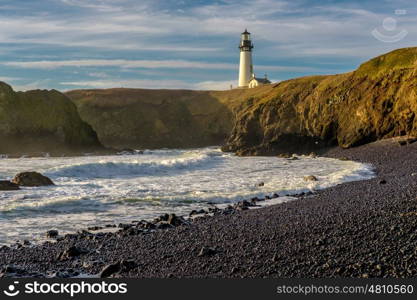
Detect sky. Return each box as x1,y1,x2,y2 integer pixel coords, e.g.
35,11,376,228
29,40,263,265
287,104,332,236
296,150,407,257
0,0,417,91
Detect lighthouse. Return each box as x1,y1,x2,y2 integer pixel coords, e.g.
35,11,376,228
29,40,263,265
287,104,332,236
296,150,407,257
238,29,254,88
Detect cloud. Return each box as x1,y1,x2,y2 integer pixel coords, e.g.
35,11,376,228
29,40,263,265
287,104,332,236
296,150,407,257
192,0,289,19
1,0,417,91
2,59,236,70
87,72,109,78
60,79,238,91
60,0,123,12
193,80,237,90
11,79,53,91
1,59,322,73
1,0,408,56
0,76,21,82
0,19,217,52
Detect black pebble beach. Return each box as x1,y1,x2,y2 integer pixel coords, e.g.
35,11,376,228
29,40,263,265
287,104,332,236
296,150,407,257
0,138,416,278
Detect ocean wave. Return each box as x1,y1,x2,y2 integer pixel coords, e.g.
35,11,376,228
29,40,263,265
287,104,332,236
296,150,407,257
46,152,220,179
0,196,103,214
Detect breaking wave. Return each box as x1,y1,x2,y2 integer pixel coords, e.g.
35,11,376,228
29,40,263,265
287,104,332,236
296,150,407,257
47,152,220,178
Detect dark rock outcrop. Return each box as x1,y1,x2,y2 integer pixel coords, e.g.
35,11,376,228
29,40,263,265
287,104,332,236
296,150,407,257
197,247,218,257
46,230,59,238
57,246,89,260
0,180,20,190
12,172,54,187
0,82,103,155
99,260,137,278
99,262,121,278
153,213,188,227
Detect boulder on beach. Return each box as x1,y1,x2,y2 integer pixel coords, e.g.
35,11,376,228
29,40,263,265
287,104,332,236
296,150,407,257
197,246,218,257
57,246,88,260
46,230,59,238
99,260,137,278
153,213,187,227
0,180,20,191
12,172,54,187
304,175,318,181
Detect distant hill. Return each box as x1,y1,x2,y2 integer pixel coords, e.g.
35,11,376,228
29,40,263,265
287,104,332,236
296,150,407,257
0,82,102,155
66,87,274,149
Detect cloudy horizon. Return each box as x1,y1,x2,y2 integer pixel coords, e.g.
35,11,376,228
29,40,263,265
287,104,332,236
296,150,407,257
1,0,417,91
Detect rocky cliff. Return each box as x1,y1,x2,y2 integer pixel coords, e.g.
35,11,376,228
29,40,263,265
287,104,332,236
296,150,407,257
0,82,102,155
66,87,280,149
66,88,270,149
65,47,417,155
222,47,417,155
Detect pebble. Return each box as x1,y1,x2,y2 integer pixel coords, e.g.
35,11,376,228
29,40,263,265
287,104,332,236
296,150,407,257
198,247,217,257
46,230,59,238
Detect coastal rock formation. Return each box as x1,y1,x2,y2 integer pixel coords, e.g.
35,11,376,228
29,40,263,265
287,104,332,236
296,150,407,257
66,89,235,149
0,180,20,191
222,47,417,155
12,172,54,187
66,87,275,149
0,82,102,155
99,260,137,278
65,48,417,155
304,175,318,182
46,230,59,238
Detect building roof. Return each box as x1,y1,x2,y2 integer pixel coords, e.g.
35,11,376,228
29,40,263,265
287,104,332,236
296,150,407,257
249,77,271,84
242,29,250,35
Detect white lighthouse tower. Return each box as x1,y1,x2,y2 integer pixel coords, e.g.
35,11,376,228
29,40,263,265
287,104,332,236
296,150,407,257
238,29,254,88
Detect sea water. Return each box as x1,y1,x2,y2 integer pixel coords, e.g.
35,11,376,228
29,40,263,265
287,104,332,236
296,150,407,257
0,147,374,245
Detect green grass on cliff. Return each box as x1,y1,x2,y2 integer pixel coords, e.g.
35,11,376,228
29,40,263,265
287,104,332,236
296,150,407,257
223,46,417,154
356,47,417,78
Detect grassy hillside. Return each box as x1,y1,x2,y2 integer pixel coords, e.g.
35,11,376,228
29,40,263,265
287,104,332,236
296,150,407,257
223,47,417,155
355,47,417,78
0,82,102,155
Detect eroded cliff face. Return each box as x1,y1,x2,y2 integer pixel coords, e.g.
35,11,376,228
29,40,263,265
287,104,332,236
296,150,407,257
66,87,279,150
0,82,102,155
222,47,417,155
67,88,238,149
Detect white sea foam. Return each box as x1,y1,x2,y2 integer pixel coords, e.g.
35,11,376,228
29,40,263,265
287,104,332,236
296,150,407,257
0,148,375,244
47,152,213,178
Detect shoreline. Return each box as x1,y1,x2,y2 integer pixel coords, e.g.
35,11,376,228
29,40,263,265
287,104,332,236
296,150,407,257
0,138,416,278
0,148,122,159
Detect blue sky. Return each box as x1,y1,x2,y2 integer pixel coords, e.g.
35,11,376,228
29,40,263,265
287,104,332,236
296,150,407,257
0,0,417,91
